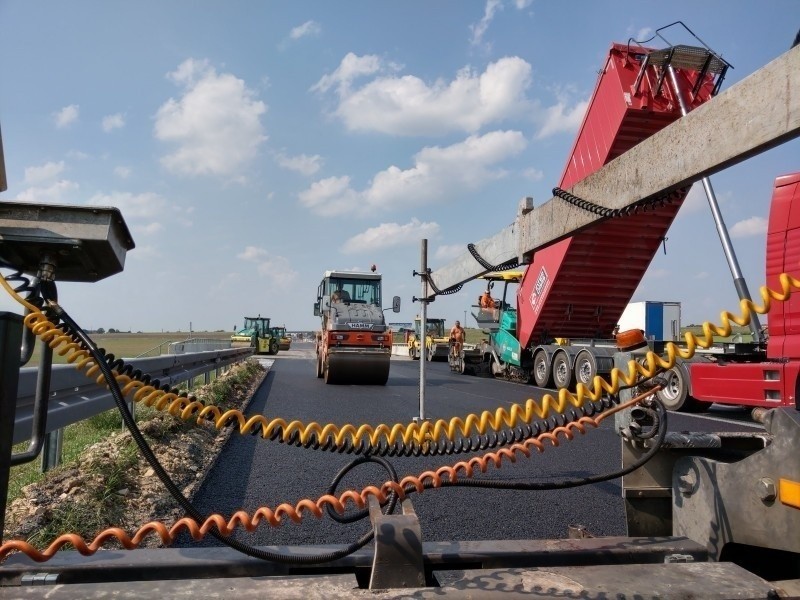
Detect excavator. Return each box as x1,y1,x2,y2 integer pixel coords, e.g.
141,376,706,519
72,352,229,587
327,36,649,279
1,23,799,598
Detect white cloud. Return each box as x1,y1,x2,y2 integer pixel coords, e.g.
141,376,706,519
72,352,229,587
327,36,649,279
631,26,654,43
102,113,126,132
24,161,65,185
298,176,361,216
275,152,322,176
87,191,168,219
134,222,164,236
536,98,588,138
313,54,533,136
522,167,544,181
341,219,440,254
514,0,533,8
16,180,79,203
129,245,160,260
54,104,79,128
311,53,384,95
67,150,89,160
679,184,708,214
730,216,768,238
154,58,267,177
236,246,298,287
290,20,321,40
434,244,464,262
114,166,132,178
694,271,709,280
470,0,503,48
298,130,527,216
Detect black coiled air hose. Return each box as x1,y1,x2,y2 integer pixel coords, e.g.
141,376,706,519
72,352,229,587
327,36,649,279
409,396,669,494
266,393,622,458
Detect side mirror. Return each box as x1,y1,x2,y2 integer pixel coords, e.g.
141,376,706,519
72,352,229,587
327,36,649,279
392,296,401,313
313,302,320,317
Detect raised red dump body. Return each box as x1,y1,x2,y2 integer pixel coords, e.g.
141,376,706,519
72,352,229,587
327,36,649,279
690,173,800,409
517,43,718,347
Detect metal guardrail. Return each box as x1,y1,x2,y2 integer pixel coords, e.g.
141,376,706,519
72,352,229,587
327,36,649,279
168,338,233,354
12,347,253,445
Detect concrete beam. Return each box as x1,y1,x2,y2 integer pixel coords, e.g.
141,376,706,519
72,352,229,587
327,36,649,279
427,44,800,294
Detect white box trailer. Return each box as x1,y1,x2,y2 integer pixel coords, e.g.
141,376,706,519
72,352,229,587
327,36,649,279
617,301,681,341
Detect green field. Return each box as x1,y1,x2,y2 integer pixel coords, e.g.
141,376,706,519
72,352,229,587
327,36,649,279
24,331,234,367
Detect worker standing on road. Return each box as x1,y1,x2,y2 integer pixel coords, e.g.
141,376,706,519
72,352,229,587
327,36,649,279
449,320,466,358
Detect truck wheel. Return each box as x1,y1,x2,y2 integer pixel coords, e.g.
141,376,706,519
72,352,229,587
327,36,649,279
656,364,707,412
533,351,553,388
316,353,323,378
574,350,597,388
427,345,435,361
410,346,418,360
552,352,574,390
269,340,279,355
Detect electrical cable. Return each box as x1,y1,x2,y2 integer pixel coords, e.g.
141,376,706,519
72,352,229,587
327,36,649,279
552,186,686,219
467,243,519,272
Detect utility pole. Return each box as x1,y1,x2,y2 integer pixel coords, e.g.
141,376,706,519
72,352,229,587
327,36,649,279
418,239,428,421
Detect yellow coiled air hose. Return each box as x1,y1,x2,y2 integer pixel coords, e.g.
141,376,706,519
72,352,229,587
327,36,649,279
1,273,798,446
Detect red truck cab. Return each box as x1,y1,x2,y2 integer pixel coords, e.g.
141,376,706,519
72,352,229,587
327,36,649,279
690,173,800,410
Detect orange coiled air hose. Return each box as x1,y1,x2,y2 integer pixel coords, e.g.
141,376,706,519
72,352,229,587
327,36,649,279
0,390,651,563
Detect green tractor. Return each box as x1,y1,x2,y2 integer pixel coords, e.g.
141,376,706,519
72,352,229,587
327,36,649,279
231,316,279,355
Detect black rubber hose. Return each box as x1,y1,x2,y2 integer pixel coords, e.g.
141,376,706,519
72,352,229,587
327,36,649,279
48,301,377,565
324,455,399,524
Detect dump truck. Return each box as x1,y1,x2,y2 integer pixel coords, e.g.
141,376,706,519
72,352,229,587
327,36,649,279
407,317,450,361
314,268,400,384
230,316,279,355
446,27,796,414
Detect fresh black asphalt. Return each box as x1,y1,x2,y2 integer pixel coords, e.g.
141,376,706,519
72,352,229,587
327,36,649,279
176,342,756,550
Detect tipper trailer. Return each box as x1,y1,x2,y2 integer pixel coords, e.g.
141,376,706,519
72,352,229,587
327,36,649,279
451,28,798,413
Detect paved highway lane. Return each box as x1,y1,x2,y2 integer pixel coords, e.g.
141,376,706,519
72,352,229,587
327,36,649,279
179,342,760,550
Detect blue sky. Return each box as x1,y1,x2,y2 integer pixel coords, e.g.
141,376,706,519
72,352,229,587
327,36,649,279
0,1,798,333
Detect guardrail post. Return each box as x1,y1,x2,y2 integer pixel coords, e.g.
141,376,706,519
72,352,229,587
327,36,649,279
41,428,63,472
204,371,210,385
0,311,24,544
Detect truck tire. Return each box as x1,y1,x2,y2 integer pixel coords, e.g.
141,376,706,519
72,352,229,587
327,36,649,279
656,364,707,412
410,346,418,360
552,351,574,390
427,345,435,361
316,353,323,378
533,350,553,388
574,349,597,388
269,340,279,355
